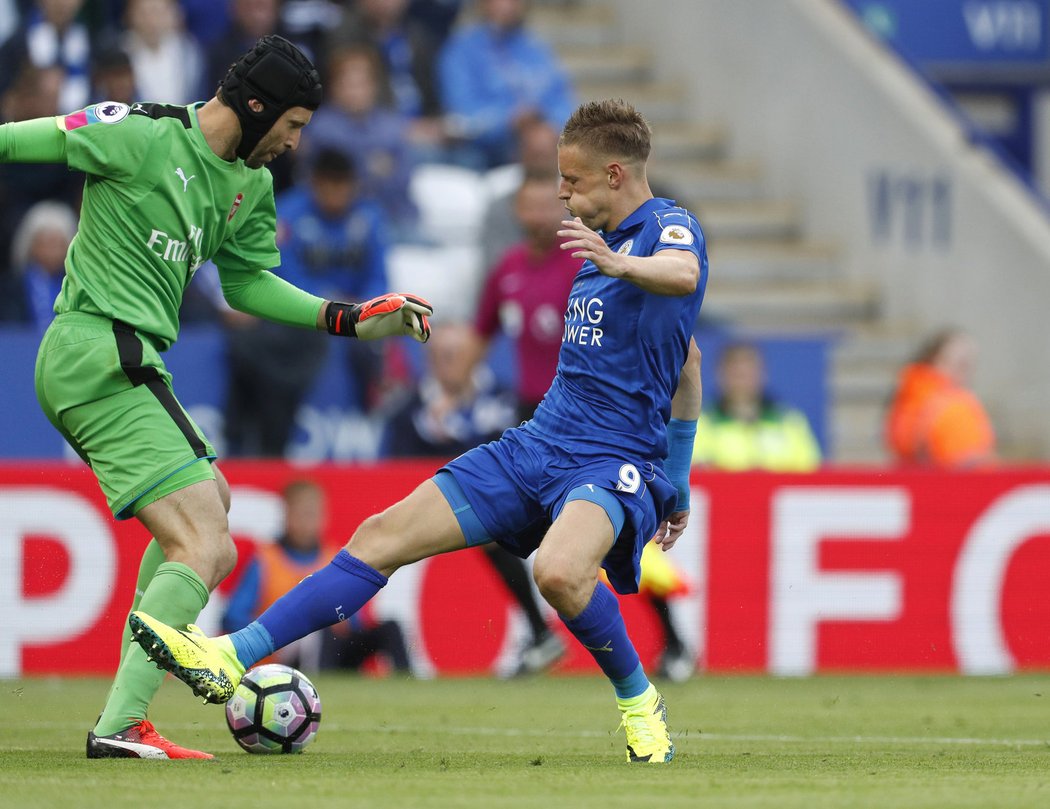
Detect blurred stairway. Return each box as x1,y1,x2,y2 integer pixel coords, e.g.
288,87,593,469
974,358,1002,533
533,0,910,464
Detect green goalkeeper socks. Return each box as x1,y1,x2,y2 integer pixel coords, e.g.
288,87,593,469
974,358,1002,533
98,539,166,714
94,561,209,736
118,540,167,662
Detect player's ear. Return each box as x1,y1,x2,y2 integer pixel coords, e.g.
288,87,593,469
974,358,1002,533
248,98,265,113
606,162,624,188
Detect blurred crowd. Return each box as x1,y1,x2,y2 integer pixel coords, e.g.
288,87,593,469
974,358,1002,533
0,0,997,473
0,0,584,454
0,0,573,258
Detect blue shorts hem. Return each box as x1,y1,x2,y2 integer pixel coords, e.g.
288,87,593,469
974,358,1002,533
433,470,492,547
561,484,627,538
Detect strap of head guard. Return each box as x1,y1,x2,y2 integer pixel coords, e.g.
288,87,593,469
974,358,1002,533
218,35,322,160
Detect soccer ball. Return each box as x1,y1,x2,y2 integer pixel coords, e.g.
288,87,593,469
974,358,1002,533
225,663,322,754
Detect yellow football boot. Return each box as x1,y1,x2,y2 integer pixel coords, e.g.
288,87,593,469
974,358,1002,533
617,684,675,763
129,612,244,704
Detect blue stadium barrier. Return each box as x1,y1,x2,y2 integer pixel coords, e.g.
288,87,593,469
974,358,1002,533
0,325,832,460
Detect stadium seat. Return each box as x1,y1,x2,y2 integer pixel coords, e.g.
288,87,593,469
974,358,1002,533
408,164,488,246
386,243,485,323
483,163,524,201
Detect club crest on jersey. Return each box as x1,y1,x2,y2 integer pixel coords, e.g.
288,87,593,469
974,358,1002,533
659,224,694,246
227,193,244,223
617,239,634,255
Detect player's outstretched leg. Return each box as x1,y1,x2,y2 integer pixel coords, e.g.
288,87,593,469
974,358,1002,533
130,547,393,703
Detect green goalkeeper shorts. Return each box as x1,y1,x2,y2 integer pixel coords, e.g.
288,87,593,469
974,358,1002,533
35,312,217,519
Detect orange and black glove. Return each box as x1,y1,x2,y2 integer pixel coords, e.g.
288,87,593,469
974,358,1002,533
325,293,433,343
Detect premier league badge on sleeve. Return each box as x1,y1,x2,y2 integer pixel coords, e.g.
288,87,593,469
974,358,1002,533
62,101,132,131
93,102,131,124
659,224,694,246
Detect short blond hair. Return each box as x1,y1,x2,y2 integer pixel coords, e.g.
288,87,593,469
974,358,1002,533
559,98,651,163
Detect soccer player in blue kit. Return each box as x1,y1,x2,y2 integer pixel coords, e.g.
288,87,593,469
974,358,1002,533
129,98,707,764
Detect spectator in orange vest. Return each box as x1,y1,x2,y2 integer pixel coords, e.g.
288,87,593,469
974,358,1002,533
885,328,996,468
223,479,411,673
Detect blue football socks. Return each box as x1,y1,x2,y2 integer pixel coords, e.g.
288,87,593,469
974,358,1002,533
561,583,650,699
230,550,388,666
229,621,274,668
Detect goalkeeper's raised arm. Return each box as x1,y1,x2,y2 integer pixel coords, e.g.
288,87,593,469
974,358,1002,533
0,115,69,164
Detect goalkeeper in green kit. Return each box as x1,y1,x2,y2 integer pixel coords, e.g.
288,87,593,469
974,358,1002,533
0,36,433,759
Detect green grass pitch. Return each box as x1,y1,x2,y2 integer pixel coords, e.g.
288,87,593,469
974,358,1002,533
2,674,1049,808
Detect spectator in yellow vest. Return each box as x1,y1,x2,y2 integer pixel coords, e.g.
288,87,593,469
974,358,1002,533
693,342,821,472
223,479,410,673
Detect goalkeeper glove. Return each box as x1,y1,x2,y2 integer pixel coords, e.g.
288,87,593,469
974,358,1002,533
325,293,433,342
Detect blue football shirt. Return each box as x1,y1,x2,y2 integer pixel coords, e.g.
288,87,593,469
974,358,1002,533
528,197,708,461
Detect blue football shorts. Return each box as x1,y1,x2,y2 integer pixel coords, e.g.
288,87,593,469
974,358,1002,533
436,423,677,594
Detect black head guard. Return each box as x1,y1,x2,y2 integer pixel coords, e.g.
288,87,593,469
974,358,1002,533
218,35,322,160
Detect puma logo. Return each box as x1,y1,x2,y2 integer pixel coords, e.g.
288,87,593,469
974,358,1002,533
175,167,196,192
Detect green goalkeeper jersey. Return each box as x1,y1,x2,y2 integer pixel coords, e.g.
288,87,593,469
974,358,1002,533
57,101,282,350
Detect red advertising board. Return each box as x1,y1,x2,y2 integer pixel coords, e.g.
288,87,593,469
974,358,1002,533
4,463,1050,677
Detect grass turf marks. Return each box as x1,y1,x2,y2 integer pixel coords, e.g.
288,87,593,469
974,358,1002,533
2,674,1048,809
